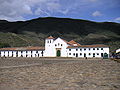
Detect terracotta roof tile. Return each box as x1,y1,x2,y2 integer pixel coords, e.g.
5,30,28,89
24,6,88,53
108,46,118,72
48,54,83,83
68,40,81,46
0,48,17,50
67,44,108,48
68,40,77,44
47,36,55,39
0,46,45,51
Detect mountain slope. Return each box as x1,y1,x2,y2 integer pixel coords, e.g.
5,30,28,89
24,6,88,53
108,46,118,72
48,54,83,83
0,17,120,51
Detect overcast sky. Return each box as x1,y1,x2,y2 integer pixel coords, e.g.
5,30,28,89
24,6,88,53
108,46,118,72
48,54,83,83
0,0,120,22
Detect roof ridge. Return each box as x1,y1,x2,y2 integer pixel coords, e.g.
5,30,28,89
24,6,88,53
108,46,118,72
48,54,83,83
46,36,55,39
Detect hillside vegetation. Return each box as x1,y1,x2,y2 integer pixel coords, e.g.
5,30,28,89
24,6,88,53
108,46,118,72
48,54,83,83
0,17,120,52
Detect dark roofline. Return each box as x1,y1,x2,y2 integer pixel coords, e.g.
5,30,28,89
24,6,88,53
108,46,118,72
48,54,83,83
67,44,109,48
0,46,45,51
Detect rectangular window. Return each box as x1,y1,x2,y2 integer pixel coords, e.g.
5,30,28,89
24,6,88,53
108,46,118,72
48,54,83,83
89,48,90,50
73,53,75,56
69,49,71,51
80,53,82,55
80,48,82,51
76,49,78,51
93,48,95,50
93,53,95,57
97,53,99,55
97,48,99,50
69,53,71,55
101,48,103,50
55,44,57,46
61,44,62,46
84,48,86,50
89,53,91,55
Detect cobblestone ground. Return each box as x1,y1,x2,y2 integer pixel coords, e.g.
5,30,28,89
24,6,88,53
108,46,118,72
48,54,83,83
0,58,120,90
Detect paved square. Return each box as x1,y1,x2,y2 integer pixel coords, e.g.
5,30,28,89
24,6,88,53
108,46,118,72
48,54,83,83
0,58,120,90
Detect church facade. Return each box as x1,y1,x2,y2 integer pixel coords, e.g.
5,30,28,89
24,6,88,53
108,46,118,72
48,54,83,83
0,36,109,58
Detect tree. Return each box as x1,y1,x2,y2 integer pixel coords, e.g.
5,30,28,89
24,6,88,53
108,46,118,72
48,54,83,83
0,43,10,48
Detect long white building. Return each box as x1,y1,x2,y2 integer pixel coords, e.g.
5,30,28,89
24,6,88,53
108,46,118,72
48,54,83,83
0,36,109,58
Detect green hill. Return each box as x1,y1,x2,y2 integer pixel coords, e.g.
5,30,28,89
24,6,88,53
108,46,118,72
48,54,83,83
0,17,120,52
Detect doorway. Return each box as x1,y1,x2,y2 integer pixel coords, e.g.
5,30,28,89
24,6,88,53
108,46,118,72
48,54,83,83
56,50,61,57
76,53,78,57
84,53,86,57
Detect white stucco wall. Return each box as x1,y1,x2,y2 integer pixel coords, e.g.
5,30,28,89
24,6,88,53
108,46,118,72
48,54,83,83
9,51,13,57
67,47,109,58
44,38,69,57
0,37,109,58
1,51,5,57
0,50,44,58
44,38,55,57
53,38,68,57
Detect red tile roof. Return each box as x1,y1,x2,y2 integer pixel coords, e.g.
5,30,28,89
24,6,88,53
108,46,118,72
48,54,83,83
47,36,55,39
0,46,45,51
68,40,81,46
67,44,108,48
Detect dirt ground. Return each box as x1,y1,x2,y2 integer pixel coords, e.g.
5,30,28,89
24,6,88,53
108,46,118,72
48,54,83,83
0,58,120,90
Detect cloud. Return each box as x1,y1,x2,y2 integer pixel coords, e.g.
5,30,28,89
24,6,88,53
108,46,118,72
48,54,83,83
0,0,119,22
0,0,33,21
0,0,61,21
34,8,51,16
92,11,102,17
58,9,70,15
115,17,120,21
0,15,25,21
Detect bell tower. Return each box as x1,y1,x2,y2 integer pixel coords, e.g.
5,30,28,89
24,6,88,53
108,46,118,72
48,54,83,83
45,36,54,48
44,36,55,57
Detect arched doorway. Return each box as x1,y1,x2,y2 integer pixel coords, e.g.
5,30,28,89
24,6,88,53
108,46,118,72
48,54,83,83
103,53,108,59
56,50,61,57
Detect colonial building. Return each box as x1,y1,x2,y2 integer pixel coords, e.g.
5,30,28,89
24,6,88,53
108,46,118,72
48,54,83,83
0,36,109,58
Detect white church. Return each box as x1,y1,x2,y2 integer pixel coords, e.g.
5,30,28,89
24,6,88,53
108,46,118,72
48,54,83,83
0,36,109,58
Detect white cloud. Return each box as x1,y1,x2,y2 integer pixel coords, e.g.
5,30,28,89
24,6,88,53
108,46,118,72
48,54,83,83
34,0,61,16
0,15,25,22
35,8,51,16
47,2,60,12
58,9,70,15
0,0,119,22
115,17,120,21
0,0,33,21
0,0,61,21
92,11,102,17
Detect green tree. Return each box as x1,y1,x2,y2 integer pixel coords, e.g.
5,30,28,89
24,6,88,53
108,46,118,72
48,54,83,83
0,43,10,48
